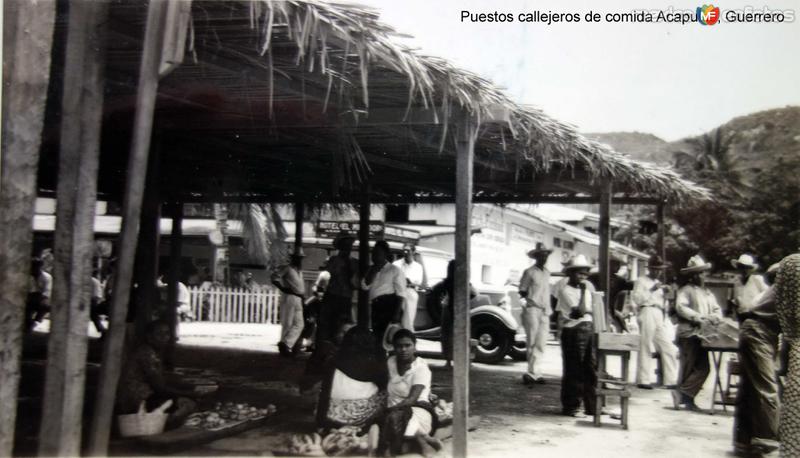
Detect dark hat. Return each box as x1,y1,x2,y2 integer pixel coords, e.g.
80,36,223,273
647,255,669,269
527,242,552,258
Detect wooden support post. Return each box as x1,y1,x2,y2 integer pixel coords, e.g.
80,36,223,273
358,183,371,327
87,0,169,454
598,182,613,329
0,1,56,454
656,202,666,262
134,147,162,340
453,113,476,458
165,202,183,368
294,202,304,267
38,1,108,455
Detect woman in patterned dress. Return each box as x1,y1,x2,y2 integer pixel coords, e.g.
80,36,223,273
316,326,388,431
776,253,800,457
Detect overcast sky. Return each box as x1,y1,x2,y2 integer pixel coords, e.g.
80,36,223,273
360,0,800,141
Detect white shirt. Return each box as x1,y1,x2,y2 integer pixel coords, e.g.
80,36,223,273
631,276,666,310
732,274,768,313
89,277,104,302
676,284,722,338
177,282,190,306
387,356,431,407
519,266,551,309
30,271,53,303
362,262,406,301
556,280,595,328
394,259,424,286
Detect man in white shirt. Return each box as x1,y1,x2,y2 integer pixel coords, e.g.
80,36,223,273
26,257,53,332
394,245,424,332
631,255,678,389
363,241,406,340
672,255,722,411
556,255,597,417
272,253,307,357
730,254,768,317
518,242,552,385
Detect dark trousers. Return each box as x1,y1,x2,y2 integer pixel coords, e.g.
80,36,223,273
317,294,353,344
371,295,400,341
677,336,710,398
441,305,453,360
734,319,780,444
560,322,597,414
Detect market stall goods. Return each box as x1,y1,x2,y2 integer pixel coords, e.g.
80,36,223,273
184,402,276,430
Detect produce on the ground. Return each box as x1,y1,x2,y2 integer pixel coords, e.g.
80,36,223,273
435,399,453,422
284,433,325,456
321,426,368,456
184,402,276,429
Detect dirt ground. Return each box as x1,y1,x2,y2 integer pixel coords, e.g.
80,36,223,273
16,322,743,457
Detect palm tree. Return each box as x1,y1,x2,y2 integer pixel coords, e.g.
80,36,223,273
672,127,751,202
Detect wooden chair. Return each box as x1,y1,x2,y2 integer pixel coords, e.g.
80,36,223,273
594,332,640,429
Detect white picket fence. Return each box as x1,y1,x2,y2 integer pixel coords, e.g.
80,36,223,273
188,286,281,324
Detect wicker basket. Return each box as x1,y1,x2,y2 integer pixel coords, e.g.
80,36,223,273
117,411,168,437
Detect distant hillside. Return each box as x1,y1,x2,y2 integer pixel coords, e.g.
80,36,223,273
583,132,672,165
586,106,800,177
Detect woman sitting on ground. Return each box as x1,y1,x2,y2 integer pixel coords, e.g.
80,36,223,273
380,329,442,457
316,326,389,431
116,320,208,429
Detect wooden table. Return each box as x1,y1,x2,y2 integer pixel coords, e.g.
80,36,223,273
702,342,738,415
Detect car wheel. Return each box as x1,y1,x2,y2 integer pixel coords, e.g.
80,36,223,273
471,318,512,364
509,341,527,361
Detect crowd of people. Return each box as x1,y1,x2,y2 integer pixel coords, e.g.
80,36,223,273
517,243,799,456
22,228,800,457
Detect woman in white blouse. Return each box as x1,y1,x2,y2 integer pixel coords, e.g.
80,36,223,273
380,329,442,457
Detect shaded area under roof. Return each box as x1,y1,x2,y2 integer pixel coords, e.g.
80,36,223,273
36,0,710,206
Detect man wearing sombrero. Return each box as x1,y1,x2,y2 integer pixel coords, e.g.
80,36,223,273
730,254,768,319
555,254,598,417
672,254,722,411
518,242,552,386
631,255,678,389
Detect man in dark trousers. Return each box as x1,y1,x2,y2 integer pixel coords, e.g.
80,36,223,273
733,262,781,455
361,240,405,341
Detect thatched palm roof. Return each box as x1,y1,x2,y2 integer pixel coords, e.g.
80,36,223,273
36,0,710,206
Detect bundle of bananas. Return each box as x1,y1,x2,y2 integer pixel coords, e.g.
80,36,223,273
321,427,368,456
285,433,325,456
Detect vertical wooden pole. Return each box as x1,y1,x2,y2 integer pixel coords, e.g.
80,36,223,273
453,112,475,458
88,0,169,454
358,183,371,327
0,1,56,454
38,1,108,455
598,182,612,329
656,202,666,262
165,202,183,367
134,141,162,340
294,202,304,267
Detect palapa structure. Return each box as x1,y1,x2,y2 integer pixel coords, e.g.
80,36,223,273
0,0,710,456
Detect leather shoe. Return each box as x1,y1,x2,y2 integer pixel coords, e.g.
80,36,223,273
637,384,654,390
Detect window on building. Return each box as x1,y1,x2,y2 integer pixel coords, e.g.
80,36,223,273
563,241,575,250
553,237,562,247
481,265,492,284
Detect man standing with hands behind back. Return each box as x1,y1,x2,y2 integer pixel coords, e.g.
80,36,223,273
518,242,552,386
362,240,406,341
